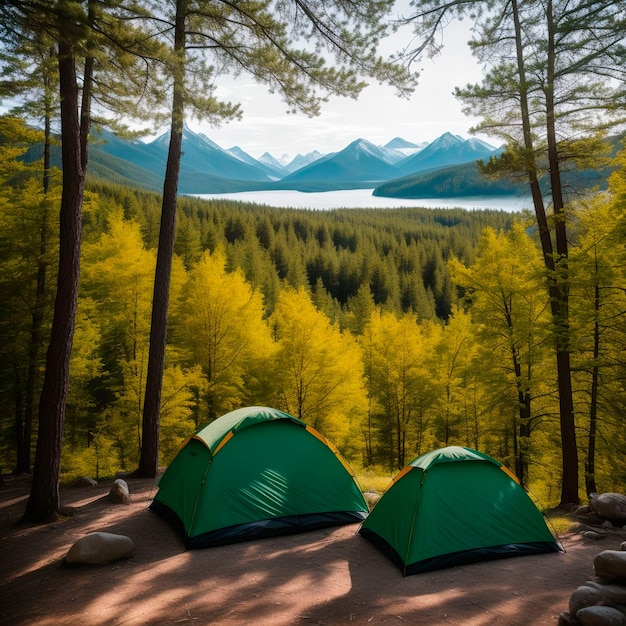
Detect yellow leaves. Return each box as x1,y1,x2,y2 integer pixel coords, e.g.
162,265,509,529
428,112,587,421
174,248,273,414
80,211,156,339
269,287,366,446
608,146,626,211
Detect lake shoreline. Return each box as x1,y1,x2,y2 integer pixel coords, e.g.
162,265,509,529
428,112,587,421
193,188,531,212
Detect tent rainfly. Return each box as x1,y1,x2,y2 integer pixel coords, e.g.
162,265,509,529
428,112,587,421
359,446,562,575
150,406,368,548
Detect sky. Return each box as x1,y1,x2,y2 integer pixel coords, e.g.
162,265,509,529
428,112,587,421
0,10,487,161
188,18,488,160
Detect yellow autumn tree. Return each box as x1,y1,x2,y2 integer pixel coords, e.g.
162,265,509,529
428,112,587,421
449,223,554,484
361,310,439,470
268,287,366,457
173,248,274,423
77,210,192,470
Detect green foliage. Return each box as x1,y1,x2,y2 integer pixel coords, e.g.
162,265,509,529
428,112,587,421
374,161,527,199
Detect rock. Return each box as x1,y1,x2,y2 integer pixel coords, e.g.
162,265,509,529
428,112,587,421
363,492,380,509
585,580,626,605
589,494,626,522
584,531,607,540
65,532,134,565
620,542,626,551
569,586,604,615
108,478,130,504
559,612,581,625
603,520,615,529
576,606,626,626
594,551,626,581
76,476,97,487
575,505,593,516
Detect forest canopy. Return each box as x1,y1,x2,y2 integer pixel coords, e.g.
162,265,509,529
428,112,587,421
3,117,626,507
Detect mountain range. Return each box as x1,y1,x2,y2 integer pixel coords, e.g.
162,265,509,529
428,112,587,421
86,126,507,196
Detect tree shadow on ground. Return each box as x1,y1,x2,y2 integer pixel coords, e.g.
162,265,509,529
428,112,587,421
0,475,619,626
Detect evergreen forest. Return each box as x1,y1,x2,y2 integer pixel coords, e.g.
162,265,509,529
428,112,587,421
3,116,626,507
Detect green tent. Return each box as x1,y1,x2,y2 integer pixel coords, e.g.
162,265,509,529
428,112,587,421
359,446,562,575
150,406,368,548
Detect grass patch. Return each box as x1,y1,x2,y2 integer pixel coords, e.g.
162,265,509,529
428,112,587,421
544,510,577,536
354,467,395,494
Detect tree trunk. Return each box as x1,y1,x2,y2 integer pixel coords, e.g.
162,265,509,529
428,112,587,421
511,0,579,505
545,0,578,504
22,41,84,523
135,0,187,477
17,67,54,476
586,283,600,496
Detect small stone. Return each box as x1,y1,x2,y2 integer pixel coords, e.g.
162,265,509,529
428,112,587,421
363,492,380,509
65,532,135,565
584,531,607,540
76,476,97,487
559,612,581,625
594,551,626,581
108,478,130,504
603,520,615,529
577,606,626,626
620,542,626,551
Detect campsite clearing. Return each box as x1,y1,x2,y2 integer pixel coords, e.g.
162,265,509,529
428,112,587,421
1,474,625,626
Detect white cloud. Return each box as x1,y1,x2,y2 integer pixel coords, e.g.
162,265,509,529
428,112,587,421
190,18,486,158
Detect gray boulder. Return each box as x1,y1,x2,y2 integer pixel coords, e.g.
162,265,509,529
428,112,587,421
577,606,626,626
569,585,604,615
590,494,626,522
585,580,626,605
65,532,135,565
594,550,626,581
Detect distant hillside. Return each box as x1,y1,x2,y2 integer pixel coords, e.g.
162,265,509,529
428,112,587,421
373,162,526,199
374,153,618,200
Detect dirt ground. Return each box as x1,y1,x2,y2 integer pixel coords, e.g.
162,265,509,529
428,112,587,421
1,475,624,626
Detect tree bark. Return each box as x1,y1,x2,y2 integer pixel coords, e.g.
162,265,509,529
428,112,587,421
585,282,600,496
511,0,579,505
17,54,55,476
544,0,578,504
135,0,187,477
22,39,84,522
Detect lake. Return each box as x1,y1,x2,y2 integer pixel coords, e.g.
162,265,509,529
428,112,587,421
194,189,532,212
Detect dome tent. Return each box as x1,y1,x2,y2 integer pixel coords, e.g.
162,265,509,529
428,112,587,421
150,406,368,548
359,446,562,575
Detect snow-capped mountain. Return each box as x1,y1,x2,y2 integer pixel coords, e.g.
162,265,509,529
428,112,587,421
283,150,324,172
281,138,399,184
383,137,427,161
228,146,285,179
394,132,497,177
257,152,290,176
92,126,500,193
